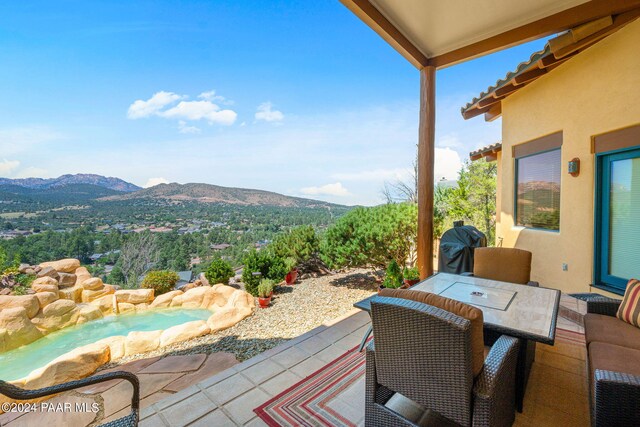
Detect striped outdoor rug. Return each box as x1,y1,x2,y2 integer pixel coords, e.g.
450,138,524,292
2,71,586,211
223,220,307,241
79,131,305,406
254,328,584,427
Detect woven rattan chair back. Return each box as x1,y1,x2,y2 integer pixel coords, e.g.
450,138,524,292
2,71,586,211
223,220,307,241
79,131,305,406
370,297,474,426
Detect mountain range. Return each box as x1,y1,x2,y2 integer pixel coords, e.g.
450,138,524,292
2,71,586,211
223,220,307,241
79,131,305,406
0,174,141,192
0,174,343,208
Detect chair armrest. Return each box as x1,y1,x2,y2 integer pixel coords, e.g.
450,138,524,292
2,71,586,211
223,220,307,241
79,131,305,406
473,335,519,427
593,369,640,427
570,293,622,317
0,371,140,416
526,281,539,287
460,272,474,277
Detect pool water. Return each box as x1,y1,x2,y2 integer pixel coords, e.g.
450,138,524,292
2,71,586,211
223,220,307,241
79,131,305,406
0,308,213,381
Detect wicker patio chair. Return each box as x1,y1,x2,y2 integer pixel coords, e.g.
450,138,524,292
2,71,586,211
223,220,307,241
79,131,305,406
0,371,139,427
467,247,538,287
365,297,519,427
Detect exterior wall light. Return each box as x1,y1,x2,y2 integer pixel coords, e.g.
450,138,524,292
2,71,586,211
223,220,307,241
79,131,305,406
568,158,580,177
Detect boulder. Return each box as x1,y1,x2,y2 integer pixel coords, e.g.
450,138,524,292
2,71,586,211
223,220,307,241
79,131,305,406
170,286,226,309
21,342,110,391
57,273,77,288
0,307,43,350
32,283,59,294
0,295,40,319
0,328,7,353
42,299,76,317
135,303,149,311
149,290,183,308
39,258,81,274
89,294,115,315
207,307,245,333
74,267,92,286
124,330,162,356
35,292,58,309
81,285,115,303
229,289,256,316
32,276,58,287
117,302,135,314
95,335,125,360
76,303,103,324
32,300,80,333
18,263,31,274
58,285,83,303
36,267,59,281
115,289,154,304
81,277,104,291
160,320,211,347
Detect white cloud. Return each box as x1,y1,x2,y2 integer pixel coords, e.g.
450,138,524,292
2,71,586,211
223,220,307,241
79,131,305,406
437,133,463,149
332,168,411,182
127,91,184,119
0,126,63,156
161,101,237,125
127,91,237,127
435,147,463,181
0,159,20,176
144,177,170,188
255,102,284,122
300,182,350,197
198,90,232,105
178,121,202,134
14,167,49,179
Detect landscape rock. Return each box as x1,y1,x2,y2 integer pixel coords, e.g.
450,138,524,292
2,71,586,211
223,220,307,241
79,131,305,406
31,277,59,294
135,303,149,311
39,258,81,274
58,285,83,303
35,292,59,309
36,266,59,281
21,342,110,391
32,300,80,333
228,289,256,316
81,285,115,303
81,277,104,291
89,294,116,315
160,320,211,347
76,303,103,324
149,290,183,308
74,267,92,286
18,264,31,274
57,272,77,288
95,335,125,360
0,307,43,351
171,286,226,309
117,302,135,314
0,295,40,319
0,288,10,296
125,330,162,356
115,289,154,304
207,307,246,333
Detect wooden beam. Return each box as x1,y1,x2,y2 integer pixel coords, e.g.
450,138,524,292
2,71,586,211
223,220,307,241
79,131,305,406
513,67,547,85
339,0,428,68
428,0,640,69
417,66,435,279
485,104,502,122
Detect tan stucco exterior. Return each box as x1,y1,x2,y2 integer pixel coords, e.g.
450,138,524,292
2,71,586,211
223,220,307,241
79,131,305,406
496,19,640,296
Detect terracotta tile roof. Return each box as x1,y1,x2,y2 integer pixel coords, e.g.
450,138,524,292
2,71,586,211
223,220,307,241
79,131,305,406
469,142,502,161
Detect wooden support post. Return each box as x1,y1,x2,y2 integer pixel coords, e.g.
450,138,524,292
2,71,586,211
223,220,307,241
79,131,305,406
417,66,435,279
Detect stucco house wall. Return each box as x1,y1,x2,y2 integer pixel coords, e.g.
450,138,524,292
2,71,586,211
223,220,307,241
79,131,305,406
496,18,640,295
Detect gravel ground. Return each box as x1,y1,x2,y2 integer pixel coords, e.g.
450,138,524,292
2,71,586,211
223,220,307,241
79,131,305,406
102,268,378,369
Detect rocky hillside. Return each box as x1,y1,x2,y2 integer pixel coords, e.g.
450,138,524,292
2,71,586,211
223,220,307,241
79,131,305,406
0,174,141,192
101,182,343,208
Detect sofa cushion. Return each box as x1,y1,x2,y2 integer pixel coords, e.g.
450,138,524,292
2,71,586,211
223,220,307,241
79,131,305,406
616,279,640,327
379,288,484,377
473,247,532,284
589,342,640,383
584,313,640,350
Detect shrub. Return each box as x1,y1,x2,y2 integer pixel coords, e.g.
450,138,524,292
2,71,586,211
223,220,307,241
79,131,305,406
320,203,417,270
403,266,420,281
242,250,286,296
205,258,234,285
269,225,319,267
257,279,275,298
141,270,180,295
382,260,404,289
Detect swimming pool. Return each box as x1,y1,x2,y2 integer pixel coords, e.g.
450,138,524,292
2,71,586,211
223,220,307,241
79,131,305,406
0,308,212,382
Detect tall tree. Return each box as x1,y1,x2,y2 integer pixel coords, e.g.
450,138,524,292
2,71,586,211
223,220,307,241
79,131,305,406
119,232,159,288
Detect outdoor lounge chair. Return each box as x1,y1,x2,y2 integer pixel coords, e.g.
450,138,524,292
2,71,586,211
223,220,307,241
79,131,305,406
365,296,519,427
0,371,139,427
466,247,538,287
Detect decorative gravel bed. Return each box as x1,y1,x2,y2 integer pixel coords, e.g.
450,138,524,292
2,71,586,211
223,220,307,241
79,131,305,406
102,268,378,369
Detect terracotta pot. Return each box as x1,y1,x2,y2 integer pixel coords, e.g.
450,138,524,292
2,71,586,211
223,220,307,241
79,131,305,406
258,296,272,308
285,268,298,285
403,279,420,287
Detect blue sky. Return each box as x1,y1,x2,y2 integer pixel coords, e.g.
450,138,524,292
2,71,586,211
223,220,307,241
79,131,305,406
0,0,549,205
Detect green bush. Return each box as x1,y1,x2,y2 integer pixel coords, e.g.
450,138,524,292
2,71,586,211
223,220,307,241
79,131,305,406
205,258,234,285
141,270,180,295
242,250,287,296
320,203,417,270
257,278,275,298
382,260,404,289
403,266,419,281
269,225,319,267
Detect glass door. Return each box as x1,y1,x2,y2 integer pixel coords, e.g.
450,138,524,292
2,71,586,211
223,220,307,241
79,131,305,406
596,148,640,293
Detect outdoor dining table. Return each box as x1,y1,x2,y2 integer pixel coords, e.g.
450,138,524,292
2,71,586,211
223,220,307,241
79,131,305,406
353,272,561,413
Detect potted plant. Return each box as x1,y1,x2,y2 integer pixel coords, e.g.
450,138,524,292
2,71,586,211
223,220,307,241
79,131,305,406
257,279,275,308
403,266,420,287
284,257,298,285
378,260,406,294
